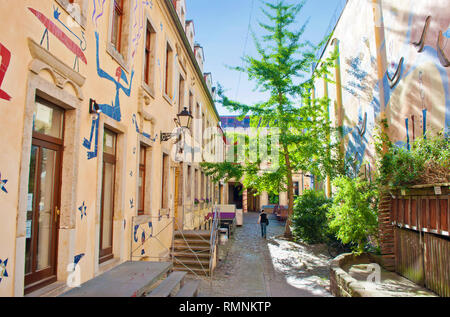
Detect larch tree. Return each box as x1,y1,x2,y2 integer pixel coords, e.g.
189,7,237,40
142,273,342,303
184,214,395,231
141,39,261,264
203,0,339,237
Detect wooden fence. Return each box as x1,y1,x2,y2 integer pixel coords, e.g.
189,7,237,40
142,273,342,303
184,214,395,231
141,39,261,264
387,185,450,297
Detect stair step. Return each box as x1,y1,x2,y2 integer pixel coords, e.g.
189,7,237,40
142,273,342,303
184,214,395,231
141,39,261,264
173,267,210,276
174,238,211,243
175,280,201,297
174,258,210,266
173,245,211,253
146,271,187,297
173,251,211,258
175,230,211,239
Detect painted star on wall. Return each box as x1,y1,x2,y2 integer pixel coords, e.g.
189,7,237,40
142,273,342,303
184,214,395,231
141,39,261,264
0,258,8,283
0,173,8,194
78,201,87,219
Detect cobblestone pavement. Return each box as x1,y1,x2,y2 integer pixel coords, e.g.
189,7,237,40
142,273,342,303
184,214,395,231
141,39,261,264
195,212,333,297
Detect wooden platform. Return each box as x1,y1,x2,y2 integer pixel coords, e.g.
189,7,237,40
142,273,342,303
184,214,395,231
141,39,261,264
60,261,172,297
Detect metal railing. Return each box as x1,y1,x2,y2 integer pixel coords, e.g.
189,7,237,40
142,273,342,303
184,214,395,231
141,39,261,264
208,205,220,282
130,204,220,281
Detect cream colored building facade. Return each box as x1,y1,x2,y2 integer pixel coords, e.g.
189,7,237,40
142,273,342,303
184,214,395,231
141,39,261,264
0,0,226,296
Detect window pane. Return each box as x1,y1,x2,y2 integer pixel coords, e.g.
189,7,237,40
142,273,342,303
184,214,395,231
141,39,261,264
25,146,38,274
140,146,146,164
138,168,144,212
103,129,116,155
36,148,57,271
101,162,115,249
33,99,64,138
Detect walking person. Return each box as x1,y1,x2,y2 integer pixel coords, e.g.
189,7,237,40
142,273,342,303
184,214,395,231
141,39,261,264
257,209,269,238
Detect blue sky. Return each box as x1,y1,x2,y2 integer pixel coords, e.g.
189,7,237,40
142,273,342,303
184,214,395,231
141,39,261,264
186,0,346,116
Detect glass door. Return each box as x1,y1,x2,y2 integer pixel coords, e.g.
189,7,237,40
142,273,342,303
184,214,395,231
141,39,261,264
25,98,64,293
99,129,117,263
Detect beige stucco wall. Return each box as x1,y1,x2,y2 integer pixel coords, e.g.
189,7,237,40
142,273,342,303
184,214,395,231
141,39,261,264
0,0,224,296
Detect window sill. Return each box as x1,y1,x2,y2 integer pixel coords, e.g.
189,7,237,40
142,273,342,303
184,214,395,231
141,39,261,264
141,82,155,100
106,42,129,73
159,208,170,218
163,93,174,106
134,214,153,223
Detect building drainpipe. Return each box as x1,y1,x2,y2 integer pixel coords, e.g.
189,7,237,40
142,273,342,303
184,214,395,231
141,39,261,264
322,74,332,198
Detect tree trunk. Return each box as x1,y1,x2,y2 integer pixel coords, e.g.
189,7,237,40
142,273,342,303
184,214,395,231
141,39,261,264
283,147,294,238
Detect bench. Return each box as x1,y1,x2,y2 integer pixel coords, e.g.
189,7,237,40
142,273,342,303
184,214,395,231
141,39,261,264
146,271,187,297
175,280,201,297
274,205,288,221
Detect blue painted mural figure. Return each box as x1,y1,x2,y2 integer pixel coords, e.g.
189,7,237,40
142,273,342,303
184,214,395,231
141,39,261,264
94,31,134,122
83,115,99,159
83,32,135,159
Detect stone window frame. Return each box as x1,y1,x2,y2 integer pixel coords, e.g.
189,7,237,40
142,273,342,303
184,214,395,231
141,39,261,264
160,151,171,214
141,13,158,99
55,0,88,29
177,70,186,112
135,136,154,217
106,0,133,72
15,38,85,296
163,37,175,106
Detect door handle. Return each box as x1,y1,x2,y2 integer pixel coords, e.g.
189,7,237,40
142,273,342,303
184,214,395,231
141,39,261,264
55,206,60,223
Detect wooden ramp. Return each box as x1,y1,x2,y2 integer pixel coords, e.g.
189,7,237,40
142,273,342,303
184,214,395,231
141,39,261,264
60,261,172,297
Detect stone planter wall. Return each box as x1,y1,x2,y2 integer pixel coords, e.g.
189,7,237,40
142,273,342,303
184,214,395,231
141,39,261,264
330,253,383,297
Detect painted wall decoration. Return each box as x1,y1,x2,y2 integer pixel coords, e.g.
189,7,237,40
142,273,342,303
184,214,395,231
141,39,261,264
92,0,107,29
0,172,8,194
132,114,158,141
0,43,11,101
73,253,85,267
132,221,153,259
28,8,87,70
78,201,87,219
130,198,134,209
324,0,450,177
0,258,8,283
141,231,146,255
383,2,450,147
82,115,99,159
53,6,87,71
94,32,134,122
131,0,154,59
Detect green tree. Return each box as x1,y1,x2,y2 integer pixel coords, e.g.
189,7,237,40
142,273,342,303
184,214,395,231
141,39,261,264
204,0,339,237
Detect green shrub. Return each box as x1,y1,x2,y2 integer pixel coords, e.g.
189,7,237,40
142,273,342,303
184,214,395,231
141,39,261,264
377,131,449,187
328,176,378,254
291,189,332,244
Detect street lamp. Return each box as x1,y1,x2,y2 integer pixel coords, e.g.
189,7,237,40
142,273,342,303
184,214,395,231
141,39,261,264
160,107,193,142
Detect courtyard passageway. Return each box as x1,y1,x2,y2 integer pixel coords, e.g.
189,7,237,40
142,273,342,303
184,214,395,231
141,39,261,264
196,213,332,297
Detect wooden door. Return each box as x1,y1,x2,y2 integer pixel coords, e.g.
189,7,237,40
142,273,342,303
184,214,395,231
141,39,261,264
99,129,117,264
25,98,64,294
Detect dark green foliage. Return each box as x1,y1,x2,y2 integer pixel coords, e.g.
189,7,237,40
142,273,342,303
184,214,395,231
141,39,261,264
291,189,331,244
